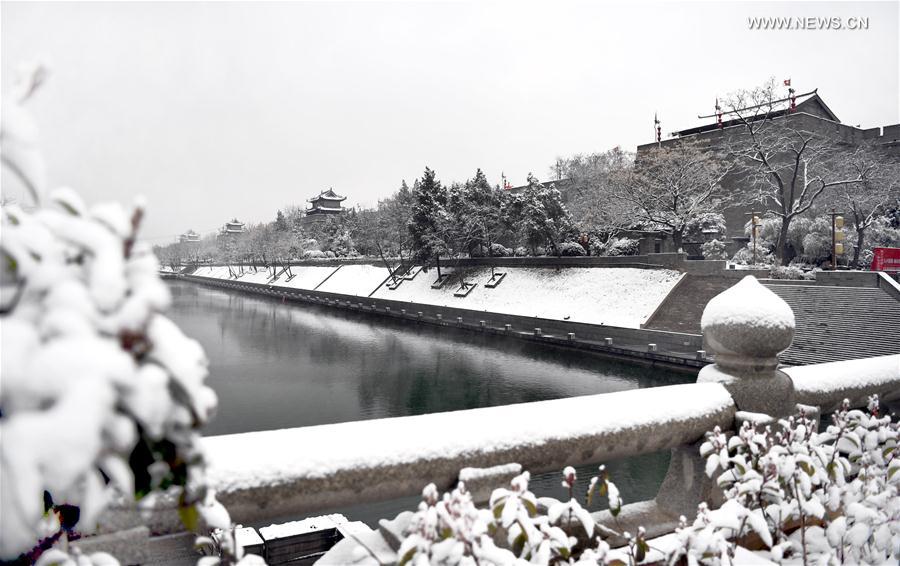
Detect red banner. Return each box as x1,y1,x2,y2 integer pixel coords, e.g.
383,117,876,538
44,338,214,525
871,247,900,272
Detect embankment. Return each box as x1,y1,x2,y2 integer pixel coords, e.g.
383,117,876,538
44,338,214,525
181,263,708,371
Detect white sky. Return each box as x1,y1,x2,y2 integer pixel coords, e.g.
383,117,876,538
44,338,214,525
2,0,898,243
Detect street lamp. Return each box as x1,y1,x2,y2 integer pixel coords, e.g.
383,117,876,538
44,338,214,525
745,212,762,265
830,209,845,271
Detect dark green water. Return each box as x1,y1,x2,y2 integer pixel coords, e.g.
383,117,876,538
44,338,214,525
166,281,693,524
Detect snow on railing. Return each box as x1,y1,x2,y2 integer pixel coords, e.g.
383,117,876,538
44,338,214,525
94,274,900,564
785,354,900,412
114,383,735,534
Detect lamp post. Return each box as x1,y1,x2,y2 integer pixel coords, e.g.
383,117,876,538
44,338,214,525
830,209,845,271
745,211,762,265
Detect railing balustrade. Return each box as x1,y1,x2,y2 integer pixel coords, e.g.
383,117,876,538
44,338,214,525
87,275,900,564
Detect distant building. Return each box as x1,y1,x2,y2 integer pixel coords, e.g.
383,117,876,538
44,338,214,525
636,90,900,244
179,229,201,244
219,218,246,237
302,189,347,225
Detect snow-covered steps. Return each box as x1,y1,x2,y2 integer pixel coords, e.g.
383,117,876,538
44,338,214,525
373,266,682,328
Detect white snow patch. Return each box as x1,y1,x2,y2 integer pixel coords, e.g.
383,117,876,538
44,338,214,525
259,514,347,540
316,265,393,296
371,267,682,328
189,265,681,327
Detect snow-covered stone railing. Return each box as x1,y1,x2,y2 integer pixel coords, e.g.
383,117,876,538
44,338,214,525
92,275,900,563
104,383,736,536
784,354,900,413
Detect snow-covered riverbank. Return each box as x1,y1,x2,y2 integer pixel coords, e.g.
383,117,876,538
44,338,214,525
190,264,682,328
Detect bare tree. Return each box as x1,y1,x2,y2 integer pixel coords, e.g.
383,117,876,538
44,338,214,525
561,147,634,242
373,182,414,282
608,138,731,252
827,144,900,268
723,79,869,265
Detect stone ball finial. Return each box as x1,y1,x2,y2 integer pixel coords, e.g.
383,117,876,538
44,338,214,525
701,275,795,363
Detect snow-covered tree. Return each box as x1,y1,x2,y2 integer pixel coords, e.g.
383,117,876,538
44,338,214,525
723,79,873,266
824,144,900,268
609,138,731,253
518,174,576,255
559,147,634,240
408,167,449,265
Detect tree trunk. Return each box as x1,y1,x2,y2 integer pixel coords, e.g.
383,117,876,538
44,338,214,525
436,255,441,278
376,243,396,283
777,218,792,266
852,228,865,269
672,229,684,254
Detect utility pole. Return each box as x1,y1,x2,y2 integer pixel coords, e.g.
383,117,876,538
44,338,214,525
830,209,845,271
745,211,762,265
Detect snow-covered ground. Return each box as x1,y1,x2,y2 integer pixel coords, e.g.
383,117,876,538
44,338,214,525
372,266,682,328
190,264,682,328
316,264,393,296
279,266,339,290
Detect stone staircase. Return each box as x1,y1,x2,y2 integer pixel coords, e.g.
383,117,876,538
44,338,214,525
644,274,900,366
763,284,900,366
643,274,737,334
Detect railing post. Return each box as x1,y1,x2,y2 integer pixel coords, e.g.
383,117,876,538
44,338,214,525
696,275,797,416
657,276,797,525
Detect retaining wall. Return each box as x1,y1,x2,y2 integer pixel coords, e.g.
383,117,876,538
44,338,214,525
182,274,707,371
186,253,729,274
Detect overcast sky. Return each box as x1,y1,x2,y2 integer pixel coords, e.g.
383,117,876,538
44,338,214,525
2,1,897,243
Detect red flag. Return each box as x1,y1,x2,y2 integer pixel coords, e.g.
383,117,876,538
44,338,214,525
783,79,791,86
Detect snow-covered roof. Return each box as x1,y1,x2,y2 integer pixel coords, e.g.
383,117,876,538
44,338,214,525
672,90,839,138
308,188,347,203
307,205,344,212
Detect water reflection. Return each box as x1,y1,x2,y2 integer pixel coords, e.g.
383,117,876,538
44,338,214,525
167,281,692,437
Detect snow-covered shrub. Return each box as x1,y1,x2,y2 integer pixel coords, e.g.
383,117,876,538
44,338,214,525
323,250,337,259
556,242,587,256
588,236,606,257
302,250,325,259
472,243,513,258
385,399,897,566
604,237,639,257
396,467,635,566
671,396,899,565
514,246,529,257
731,239,775,266
701,239,729,260
489,243,513,257
0,69,258,565
686,212,727,241
768,265,807,280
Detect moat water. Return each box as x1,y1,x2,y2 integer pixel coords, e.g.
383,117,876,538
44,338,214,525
167,280,694,524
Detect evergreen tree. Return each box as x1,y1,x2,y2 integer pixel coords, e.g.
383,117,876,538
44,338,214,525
520,174,576,255
408,167,448,264
274,209,289,231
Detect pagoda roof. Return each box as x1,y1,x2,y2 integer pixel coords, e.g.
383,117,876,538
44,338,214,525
308,205,345,212
671,90,840,138
307,188,347,202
